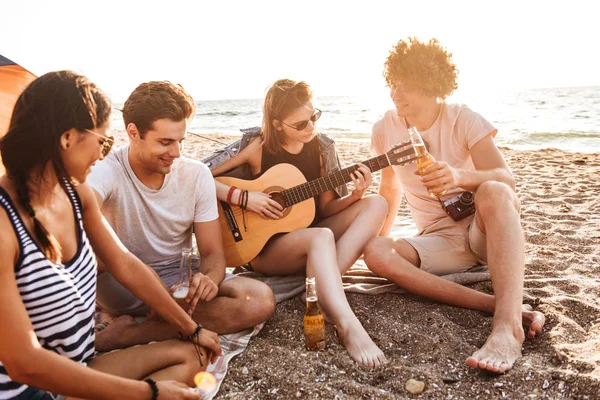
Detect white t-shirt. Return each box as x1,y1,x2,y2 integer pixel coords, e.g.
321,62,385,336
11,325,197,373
371,103,497,233
88,146,218,267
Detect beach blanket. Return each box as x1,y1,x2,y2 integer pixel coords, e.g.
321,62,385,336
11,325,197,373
94,260,489,399
233,258,490,304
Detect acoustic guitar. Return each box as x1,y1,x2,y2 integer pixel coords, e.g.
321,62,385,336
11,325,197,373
216,140,417,267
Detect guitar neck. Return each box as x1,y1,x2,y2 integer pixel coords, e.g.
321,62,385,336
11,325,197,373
281,154,391,206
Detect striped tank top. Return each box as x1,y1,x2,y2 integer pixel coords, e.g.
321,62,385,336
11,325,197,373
0,182,97,399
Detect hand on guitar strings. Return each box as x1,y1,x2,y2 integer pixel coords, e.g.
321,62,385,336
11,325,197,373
246,191,284,220
349,163,373,200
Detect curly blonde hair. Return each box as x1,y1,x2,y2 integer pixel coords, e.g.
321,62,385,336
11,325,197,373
383,37,458,99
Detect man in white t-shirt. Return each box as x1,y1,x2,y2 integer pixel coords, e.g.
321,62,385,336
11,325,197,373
364,38,545,374
88,81,275,351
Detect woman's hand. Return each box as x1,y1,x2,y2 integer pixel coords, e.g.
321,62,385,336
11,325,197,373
245,191,284,220
193,328,222,364
156,380,200,399
349,164,372,200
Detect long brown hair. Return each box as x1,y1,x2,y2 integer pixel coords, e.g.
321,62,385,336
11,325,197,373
262,79,313,154
0,71,111,262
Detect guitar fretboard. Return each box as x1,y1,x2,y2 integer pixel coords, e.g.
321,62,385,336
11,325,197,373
281,153,391,207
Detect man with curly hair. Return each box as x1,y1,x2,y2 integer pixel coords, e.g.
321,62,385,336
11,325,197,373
364,37,545,373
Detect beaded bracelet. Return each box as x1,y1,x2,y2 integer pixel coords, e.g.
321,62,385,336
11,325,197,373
144,378,159,400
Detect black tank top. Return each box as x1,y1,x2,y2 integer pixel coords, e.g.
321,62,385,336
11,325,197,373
259,138,322,224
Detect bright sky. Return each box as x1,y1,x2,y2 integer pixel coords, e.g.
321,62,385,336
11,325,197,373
1,0,598,102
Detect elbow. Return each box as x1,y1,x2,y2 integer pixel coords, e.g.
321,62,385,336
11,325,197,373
4,354,43,386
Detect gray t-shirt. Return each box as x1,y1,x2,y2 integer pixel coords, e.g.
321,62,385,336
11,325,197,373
88,145,218,267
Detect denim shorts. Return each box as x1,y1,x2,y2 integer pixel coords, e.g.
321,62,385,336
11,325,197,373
15,386,64,400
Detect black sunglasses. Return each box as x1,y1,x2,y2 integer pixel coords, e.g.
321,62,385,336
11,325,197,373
281,109,322,131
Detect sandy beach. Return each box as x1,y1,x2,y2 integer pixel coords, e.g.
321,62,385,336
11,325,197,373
115,131,600,399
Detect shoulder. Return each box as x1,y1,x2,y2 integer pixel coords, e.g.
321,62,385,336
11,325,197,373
89,146,127,180
446,103,488,128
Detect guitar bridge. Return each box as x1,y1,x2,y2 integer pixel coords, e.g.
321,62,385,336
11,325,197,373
219,201,242,242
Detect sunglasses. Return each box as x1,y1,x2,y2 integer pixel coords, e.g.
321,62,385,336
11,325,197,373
281,109,322,131
84,129,115,157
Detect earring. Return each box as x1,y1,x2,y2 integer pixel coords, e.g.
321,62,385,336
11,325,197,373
66,143,70,148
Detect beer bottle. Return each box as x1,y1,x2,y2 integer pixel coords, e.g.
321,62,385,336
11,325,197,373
407,126,447,197
303,277,325,351
173,247,192,310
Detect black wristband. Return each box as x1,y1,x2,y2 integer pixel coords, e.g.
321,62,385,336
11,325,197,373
179,324,203,340
144,378,159,400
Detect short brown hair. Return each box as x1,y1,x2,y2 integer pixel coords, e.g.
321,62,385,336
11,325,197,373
122,81,196,137
262,79,313,154
384,37,458,99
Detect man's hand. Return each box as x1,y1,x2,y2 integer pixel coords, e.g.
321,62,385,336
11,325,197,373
184,272,219,315
416,161,461,194
349,164,372,200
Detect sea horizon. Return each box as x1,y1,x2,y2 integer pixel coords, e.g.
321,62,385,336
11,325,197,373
110,85,600,154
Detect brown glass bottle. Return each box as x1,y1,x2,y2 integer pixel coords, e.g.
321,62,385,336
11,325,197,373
407,126,447,197
303,277,325,351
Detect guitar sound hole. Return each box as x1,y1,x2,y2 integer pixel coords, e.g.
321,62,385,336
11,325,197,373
265,189,291,218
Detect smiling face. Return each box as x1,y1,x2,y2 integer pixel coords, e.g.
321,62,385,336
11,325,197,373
389,80,434,119
128,118,187,178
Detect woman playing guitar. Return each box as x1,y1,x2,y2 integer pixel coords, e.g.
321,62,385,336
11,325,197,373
211,79,388,367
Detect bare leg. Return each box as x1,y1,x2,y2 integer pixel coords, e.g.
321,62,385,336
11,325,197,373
252,228,387,367
89,340,206,385
364,183,544,373
317,195,387,274
95,277,275,352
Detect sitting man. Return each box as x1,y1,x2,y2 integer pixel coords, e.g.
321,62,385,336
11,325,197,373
364,37,545,374
89,81,275,351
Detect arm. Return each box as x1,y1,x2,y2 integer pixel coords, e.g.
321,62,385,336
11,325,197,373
0,216,154,400
210,136,260,177
318,163,373,218
420,135,515,193
378,166,403,236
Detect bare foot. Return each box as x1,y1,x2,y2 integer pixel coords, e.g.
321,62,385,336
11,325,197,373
95,315,137,352
522,304,545,339
465,325,524,373
337,318,388,368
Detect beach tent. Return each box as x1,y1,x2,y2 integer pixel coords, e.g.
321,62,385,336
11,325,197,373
0,55,37,174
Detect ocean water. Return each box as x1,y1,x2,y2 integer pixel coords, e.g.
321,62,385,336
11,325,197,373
111,86,600,153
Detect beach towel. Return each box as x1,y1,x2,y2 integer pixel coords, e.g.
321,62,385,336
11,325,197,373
232,258,490,304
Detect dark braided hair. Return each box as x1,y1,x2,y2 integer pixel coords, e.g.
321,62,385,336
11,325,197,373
0,71,111,262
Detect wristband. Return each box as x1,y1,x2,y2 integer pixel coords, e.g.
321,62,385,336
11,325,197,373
144,378,159,400
226,185,237,204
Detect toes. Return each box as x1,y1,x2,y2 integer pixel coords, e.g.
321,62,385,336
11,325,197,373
465,356,480,369
499,361,513,373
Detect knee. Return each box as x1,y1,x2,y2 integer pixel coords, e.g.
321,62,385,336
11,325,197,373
362,194,389,221
235,280,276,323
310,227,335,246
364,237,395,276
475,181,520,216
175,341,206,379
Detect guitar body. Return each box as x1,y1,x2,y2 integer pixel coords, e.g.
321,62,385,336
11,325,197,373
216,164,315,267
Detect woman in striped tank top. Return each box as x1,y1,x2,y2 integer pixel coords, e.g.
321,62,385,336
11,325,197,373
0,71,221,400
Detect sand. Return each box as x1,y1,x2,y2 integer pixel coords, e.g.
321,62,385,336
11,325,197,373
115,131,600,399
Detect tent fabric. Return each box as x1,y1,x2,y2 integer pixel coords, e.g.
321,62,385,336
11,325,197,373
0,55,36,174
